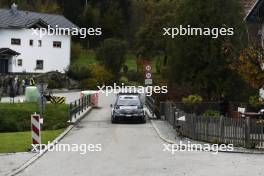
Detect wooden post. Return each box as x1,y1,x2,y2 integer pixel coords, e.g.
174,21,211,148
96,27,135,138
245,117,251,148
219,115,225,143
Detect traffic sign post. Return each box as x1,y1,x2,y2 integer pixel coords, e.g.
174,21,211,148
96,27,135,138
144,64,152,86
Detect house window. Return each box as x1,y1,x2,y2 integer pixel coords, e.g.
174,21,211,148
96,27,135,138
11,38,21,45
53,41,61,48
29,40,33,46
38,40,42,47
17,59,22,66
36,60,43,70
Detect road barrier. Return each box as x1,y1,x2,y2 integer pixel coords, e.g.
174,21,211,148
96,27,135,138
44,95,66,104
69,95,92,122
31,114,41,145
29,78,35,86
81,91,99,108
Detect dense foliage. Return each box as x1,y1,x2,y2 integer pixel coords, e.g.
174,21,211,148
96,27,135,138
96,38,127,76
0,0,260,102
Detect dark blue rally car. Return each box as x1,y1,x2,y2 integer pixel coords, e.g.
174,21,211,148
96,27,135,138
111,93,146,123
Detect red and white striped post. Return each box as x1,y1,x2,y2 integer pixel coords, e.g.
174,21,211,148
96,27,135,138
31,114,41,145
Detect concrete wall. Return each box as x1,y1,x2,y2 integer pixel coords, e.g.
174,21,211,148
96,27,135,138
0,28,71,73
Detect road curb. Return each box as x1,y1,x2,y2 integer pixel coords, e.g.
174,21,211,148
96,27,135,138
6,107,93,176
146,110,264,154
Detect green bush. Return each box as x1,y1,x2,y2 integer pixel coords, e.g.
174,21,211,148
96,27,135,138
96,38,127,76
67,65,91,81
119,76,129,85
0,103,69,132
182,95,203,106
182,94,203,113
71,42,82,62
249,96,262,108
89,64,114,85
80,78,99,90
125,70,141,82
203,110,221,118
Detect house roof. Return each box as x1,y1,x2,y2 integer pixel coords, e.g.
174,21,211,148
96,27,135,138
0,4,78,29
243,0,259,16
244,0,264,21
242,0,264,21
0,48,20,56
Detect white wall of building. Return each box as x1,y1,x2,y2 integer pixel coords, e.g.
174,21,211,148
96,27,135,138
0,28,71,73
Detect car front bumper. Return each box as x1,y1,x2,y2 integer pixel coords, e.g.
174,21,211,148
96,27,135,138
113,114,145,120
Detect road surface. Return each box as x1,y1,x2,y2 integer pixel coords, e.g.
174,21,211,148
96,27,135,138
17,93,264,176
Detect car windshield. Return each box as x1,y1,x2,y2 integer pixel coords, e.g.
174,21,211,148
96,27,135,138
117,96,141,106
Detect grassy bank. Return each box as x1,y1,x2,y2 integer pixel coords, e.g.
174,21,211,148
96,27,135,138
0,129,64,153
0,103,69,132
71,50,159,73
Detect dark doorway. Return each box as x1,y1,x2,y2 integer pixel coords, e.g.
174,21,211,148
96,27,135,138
0,59,8,73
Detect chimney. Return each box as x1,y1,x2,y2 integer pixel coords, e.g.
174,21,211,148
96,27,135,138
11,3,18,15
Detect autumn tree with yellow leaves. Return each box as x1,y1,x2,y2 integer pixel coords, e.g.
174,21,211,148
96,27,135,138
233,47,264,89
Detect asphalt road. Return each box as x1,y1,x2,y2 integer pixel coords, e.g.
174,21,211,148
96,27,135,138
17,93,264,176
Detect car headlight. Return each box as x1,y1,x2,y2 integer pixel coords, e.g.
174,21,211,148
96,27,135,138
138,110,145,116
113,110,122,115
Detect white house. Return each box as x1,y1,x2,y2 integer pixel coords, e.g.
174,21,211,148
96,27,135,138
0,3,78,74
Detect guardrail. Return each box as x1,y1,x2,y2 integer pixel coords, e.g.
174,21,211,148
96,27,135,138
69,95,92,122
145,96,155,117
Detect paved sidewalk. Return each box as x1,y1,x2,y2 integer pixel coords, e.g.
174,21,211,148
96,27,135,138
0,153,37,176
151,120,264,154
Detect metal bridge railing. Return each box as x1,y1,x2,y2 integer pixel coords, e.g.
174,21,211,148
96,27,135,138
69,95,92,122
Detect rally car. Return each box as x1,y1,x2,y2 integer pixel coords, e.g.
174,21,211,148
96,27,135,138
111,93,146,123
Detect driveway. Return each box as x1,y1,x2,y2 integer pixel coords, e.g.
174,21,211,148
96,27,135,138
16,93,264,176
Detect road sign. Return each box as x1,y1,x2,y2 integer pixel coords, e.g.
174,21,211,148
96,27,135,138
145,79,153,85
145,72,152,79
144,64,152,85
31,114,41,145
145,65,152,72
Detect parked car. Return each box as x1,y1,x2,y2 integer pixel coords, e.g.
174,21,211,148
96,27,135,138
111,93,146,123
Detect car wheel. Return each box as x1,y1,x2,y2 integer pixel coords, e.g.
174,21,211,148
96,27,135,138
141,116,146,123
111,116,116,123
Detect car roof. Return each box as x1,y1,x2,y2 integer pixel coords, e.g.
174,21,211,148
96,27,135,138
118,95,139,100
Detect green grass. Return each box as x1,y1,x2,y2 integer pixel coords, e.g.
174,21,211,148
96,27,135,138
71,50,159,73
72,50,97,67
124,52,137,71
0,129,64,153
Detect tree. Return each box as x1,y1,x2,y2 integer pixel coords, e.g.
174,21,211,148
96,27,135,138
96,38,127,77
80,4,100,48
0,0,61,13
167,0,250,101
232,47,264,89
136,0,179,59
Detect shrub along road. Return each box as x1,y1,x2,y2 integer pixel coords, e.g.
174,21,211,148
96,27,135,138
17,93,264,176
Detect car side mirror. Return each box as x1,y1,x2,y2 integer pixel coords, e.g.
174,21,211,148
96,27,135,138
110,104,113,108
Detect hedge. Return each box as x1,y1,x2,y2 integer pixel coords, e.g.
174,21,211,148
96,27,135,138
0,103,69,132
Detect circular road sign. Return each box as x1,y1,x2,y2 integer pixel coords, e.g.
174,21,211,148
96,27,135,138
145,72,152,79
145,65,152,72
